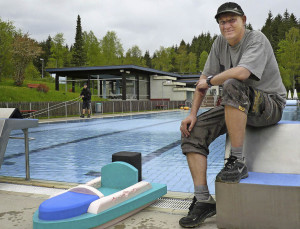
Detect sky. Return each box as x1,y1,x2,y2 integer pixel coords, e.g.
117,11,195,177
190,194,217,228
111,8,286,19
0,0,299,55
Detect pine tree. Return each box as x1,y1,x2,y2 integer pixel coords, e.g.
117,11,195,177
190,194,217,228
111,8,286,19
261,11,273,43
144,50,152,68
289,14,299,29
72,15,86,66
261,10,300,52
246,23,253,30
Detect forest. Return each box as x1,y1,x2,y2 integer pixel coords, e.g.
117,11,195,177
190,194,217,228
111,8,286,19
0,10,299,90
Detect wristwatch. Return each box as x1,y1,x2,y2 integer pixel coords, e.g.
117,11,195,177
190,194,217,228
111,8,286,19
206,75,214,88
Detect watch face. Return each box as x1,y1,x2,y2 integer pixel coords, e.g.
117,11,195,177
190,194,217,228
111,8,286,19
207,76,213,87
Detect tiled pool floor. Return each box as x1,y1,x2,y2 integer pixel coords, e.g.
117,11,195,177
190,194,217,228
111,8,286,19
0,110,226,194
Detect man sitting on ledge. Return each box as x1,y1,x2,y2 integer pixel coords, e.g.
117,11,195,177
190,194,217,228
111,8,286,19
179,2,286,228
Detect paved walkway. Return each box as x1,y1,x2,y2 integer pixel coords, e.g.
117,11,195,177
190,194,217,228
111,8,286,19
0,182,217,229
38,109,181,123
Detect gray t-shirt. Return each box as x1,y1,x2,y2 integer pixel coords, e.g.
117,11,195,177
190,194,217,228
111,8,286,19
203,29,286,104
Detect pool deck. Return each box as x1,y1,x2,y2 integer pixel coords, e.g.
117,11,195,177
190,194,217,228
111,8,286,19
0,110,218,229
37,109,184,123
0,180,217,229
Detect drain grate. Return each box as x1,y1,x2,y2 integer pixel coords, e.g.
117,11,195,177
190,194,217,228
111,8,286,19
150,197,192,210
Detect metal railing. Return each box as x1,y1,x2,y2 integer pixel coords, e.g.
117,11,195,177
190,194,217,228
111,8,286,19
0,100,186,119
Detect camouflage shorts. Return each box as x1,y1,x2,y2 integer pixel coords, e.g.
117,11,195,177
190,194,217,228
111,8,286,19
181,79,285,157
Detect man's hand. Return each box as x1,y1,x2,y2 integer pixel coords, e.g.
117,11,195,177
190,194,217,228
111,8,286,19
196,78,209,95
180,115,197,138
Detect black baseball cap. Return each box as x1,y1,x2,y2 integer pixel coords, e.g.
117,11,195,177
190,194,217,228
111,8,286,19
215,2,244,23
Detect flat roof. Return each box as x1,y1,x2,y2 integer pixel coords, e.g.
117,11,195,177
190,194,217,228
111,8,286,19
179,74,201,78
46,65,182,78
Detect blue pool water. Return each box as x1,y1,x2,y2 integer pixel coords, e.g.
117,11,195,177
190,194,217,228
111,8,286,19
1,106,298,194
0,110,225,194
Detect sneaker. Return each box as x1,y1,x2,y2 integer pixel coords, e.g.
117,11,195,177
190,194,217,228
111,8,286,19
179,196,216,228
80,114,84,118
87,114,91,118
216,155,248,183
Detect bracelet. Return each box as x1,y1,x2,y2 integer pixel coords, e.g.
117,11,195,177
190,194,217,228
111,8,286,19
206,75,214,88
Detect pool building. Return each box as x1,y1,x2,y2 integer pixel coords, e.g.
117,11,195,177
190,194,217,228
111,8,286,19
46,65,221,102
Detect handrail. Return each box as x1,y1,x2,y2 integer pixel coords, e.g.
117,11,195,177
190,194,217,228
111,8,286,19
27,97,82,118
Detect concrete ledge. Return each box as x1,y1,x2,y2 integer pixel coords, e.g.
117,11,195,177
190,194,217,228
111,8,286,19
152,75,177,81
243,122,300,174
0,176,79,189
216,180,300,229
225,121,300,174
163,82,186,86
173,88,195,92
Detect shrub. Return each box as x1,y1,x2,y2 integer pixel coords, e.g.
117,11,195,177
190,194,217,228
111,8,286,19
36,83,49,93
25,62,41,79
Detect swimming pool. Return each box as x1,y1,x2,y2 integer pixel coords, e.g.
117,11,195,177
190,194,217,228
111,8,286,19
0,110,225,194
1,106,298,194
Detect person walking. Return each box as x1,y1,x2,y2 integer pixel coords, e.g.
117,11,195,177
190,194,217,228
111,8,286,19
80,83,92,118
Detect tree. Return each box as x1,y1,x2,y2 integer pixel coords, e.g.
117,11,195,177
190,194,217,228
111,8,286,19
144,50,152,68
34,35,52,74
289,14,299,29
187,52,197,73
152,46,173,71
198,51,208,72
0,19,15,80
277,27,300,90
12,33,42,85
261,10,300,52
246,23,253,30
83,31,102,66
63,44,72,67
25,61,41,79
261,11,274,49
123,45,145,66
175,42,189,73
47,33,69,68
72,15,86,66
100,31,124,65
189,32,215,69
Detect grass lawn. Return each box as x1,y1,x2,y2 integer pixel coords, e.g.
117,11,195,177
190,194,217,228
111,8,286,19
0,78,107,102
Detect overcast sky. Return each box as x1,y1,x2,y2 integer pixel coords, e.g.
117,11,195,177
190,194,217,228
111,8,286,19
0,0,299,55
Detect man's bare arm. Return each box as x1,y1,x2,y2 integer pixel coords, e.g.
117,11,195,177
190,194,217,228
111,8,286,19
211,66,250,85
180,75,207,137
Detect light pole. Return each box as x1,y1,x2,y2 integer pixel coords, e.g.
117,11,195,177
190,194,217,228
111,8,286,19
40,58,44,78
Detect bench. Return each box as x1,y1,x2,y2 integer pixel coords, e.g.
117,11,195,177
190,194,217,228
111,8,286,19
216,121,300,229
27,84,40,88
20,110,37,118
20,110,37,114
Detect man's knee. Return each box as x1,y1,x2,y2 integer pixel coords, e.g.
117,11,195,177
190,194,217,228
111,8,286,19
221,79,250,113
223,79,246,95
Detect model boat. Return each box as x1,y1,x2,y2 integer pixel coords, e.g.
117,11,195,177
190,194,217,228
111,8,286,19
33,161,167,229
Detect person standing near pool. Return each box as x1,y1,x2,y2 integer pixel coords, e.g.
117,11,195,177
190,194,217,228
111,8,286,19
179,2,286,228
80,82,92,118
